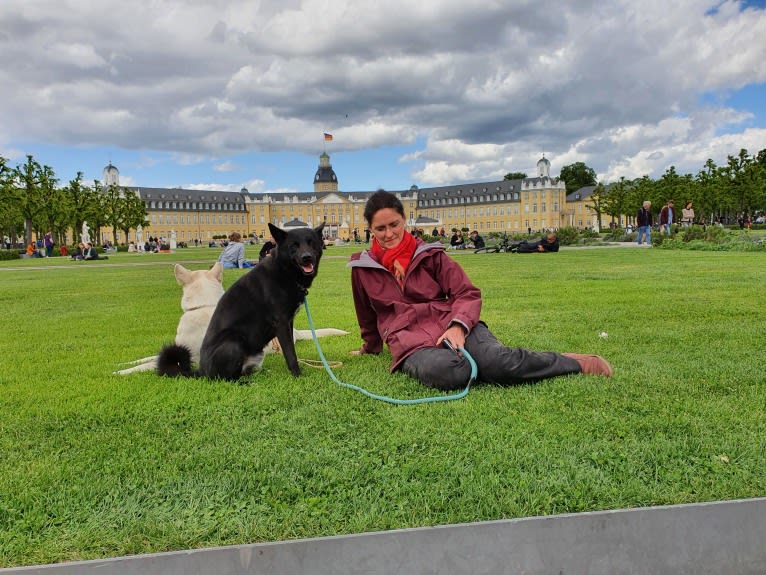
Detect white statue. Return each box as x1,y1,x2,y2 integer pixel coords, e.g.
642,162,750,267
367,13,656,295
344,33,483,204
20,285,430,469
170,229,177,250
81,221,91,245
136,224,144,244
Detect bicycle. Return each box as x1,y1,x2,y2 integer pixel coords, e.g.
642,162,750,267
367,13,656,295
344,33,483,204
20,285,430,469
474,234,517,253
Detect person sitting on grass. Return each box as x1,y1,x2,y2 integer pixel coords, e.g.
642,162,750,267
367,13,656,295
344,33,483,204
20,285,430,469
218,232,255,269
26,241,43,258
83,242,107,260
449,229,465,250
347,190,611,392
469,230,485,249
71,243,85,261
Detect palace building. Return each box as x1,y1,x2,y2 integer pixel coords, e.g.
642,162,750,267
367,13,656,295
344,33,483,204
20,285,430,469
103,153,569,244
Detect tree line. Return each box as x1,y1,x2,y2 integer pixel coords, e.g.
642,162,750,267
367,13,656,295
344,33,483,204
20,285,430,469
557,149,766,227
3,147,764,248
0,154,148,248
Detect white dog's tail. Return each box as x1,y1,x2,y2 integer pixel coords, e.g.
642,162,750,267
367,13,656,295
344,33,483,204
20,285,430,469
113,357,158,375
293,328,348,341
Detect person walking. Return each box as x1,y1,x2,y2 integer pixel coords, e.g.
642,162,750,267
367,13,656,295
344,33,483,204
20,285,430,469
44,231,54,257
659,199,675,236
636,201,652,245
681,201,695,227
347,190,612,391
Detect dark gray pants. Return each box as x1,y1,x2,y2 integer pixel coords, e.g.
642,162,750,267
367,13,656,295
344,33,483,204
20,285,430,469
400,322,581,391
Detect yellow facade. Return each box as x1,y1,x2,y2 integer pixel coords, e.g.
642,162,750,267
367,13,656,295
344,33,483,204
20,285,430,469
96,156,572,245
416,185,569,235
110,188,570,245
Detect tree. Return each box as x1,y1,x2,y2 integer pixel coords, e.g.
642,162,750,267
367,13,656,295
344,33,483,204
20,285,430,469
656,166,694,211
722,149,763,216
12,155,59,245
587,183,608,231
36,165,68,245
117,188,149,244
559,162,597,194
63,172,98,246
102,183,124,244
0,157,24,245
602,177,632,226
504,172,527,180
89,180,109,245
695,159,721,224
630,176,654,223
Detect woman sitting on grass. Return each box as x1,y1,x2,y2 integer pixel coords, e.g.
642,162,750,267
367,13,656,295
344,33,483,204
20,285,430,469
348,190,612,391
71,243,85,260
26,242,42,258
218,232,255,269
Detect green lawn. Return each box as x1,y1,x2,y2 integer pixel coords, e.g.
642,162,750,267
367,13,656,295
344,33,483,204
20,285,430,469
1,245,764,567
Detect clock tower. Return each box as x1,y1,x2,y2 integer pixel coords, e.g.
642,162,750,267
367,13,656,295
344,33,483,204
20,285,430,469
313,151,338,193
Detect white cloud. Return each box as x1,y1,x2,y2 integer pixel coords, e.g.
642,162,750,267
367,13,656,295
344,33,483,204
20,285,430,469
184,178,267,193
213,161,239,173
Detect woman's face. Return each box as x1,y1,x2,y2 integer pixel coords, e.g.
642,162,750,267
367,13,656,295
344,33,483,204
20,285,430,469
369,208,406,250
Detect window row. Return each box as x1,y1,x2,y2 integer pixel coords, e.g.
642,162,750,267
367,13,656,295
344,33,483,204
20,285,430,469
147,201,244,211
151,214,247,225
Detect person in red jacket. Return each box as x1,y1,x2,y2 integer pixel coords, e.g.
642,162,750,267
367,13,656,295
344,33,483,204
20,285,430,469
347,190,612,391
658,199,675,235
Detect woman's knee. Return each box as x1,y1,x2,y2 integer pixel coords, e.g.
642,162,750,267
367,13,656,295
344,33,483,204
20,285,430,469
401,349,472,391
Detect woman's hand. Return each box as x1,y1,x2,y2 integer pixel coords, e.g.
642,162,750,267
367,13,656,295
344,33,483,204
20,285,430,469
438,324,466,352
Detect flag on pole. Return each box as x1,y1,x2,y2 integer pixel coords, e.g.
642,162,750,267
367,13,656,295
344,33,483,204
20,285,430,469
324,133,333,141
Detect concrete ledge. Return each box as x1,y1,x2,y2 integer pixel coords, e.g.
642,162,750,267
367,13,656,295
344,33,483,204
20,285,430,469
4,497,765,575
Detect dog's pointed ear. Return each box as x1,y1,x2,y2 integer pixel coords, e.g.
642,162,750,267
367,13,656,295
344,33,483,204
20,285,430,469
174,264,192,286
268,223,287,243
313,222,325,236
209,261,223,282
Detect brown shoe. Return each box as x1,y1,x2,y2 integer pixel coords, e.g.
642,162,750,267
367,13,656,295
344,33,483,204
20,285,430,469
563,353,613,377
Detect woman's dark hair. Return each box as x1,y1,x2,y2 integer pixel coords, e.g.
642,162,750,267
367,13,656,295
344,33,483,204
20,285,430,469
363,189,405,225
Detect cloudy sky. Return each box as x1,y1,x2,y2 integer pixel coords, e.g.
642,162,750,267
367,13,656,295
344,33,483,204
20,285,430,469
1,0,765,195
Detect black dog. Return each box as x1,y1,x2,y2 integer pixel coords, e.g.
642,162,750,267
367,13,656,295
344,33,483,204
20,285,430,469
157,222,325,380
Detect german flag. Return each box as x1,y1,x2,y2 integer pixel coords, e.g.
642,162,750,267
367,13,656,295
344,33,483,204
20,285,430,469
324,133,333,141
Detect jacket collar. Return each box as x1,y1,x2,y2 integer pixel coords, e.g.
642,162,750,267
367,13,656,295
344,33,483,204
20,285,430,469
348,240,443,269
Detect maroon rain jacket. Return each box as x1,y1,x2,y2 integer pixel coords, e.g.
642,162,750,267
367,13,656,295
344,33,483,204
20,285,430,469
348,240,482,371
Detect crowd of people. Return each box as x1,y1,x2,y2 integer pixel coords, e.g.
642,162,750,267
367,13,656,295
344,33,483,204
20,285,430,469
6,200,762,264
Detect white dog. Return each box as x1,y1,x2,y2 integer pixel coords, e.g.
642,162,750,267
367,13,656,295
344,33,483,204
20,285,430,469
115,262,347,374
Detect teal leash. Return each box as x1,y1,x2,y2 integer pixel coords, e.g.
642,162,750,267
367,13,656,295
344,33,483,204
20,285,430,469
303,299,476,405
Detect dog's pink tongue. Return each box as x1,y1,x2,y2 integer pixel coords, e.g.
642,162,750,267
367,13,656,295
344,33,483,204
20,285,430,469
302,263,314,274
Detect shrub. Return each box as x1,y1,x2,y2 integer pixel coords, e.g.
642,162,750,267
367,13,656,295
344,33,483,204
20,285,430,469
658,226,765,251
602,227,632,242
0,250,21,260
555,227,580,245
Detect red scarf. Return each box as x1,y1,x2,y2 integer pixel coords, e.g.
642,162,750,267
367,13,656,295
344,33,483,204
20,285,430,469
371,230,417,287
